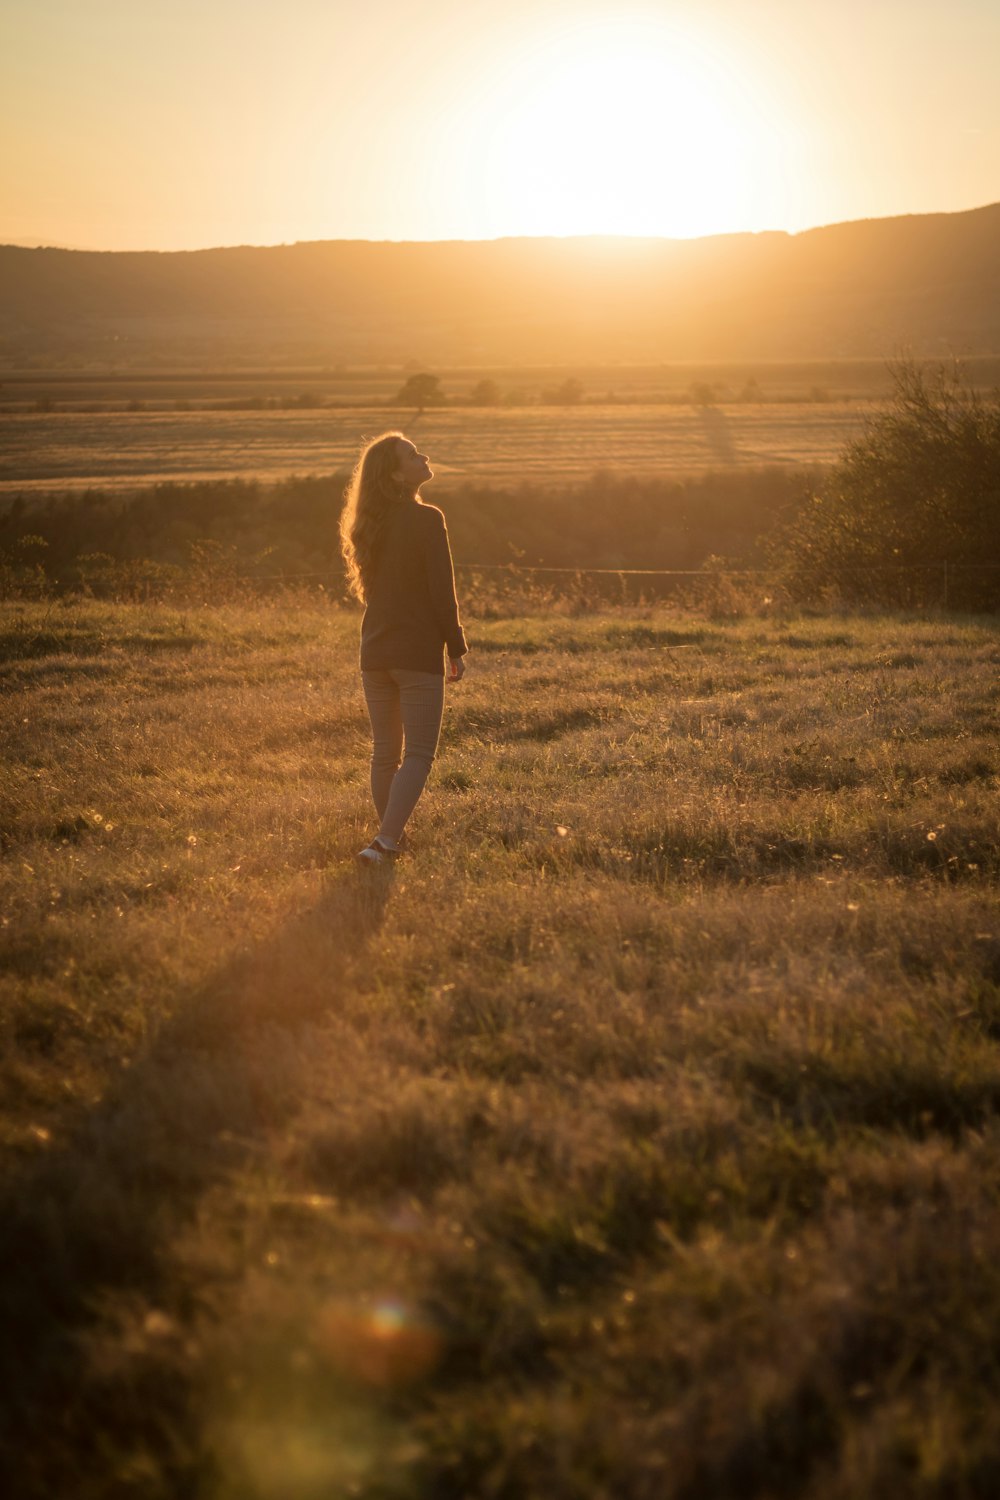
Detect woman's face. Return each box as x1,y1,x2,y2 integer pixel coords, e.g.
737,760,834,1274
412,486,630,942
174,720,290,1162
393,439,433,492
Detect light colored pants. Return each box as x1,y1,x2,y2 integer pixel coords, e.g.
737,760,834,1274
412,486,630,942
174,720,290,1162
361,668,445,846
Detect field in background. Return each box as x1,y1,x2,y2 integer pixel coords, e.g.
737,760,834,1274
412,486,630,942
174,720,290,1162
7,358,964,406
1,401,869,494
2,597,999,1498
5,355,997,496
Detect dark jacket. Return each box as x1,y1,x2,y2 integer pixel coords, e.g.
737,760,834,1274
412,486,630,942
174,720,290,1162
360,500,468,675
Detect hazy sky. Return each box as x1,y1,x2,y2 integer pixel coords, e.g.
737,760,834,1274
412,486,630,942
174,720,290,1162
2,0,997,251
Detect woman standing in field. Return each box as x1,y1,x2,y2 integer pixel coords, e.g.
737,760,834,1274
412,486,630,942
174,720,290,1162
340,431,468,865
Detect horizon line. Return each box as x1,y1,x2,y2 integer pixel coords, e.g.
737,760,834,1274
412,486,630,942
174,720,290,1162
3,199,998,257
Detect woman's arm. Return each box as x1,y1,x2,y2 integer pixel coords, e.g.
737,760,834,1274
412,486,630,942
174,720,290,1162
420,507,468,661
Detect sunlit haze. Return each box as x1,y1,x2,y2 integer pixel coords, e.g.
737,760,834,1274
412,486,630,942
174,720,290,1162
2,0,998,250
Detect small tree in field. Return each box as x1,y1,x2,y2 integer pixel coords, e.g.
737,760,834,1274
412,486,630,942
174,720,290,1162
469,378,501,406
392,372,445,409
541,377,584,406
776,360,1000,609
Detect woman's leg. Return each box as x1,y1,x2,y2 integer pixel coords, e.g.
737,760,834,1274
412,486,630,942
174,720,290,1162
377,669,445,846
361,670,403,820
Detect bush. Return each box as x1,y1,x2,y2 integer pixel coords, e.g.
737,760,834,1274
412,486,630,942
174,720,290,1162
0,535,51,600
775,360,1000,609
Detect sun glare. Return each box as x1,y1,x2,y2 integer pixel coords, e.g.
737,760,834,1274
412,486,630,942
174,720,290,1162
461,13,780,239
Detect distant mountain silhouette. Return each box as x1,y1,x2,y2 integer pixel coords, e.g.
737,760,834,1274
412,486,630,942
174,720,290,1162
2,203,999,365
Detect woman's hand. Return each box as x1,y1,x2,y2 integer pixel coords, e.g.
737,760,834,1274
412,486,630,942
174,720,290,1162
448,656,466,682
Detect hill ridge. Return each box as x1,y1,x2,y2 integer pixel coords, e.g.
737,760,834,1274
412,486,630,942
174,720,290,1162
2,202,999,363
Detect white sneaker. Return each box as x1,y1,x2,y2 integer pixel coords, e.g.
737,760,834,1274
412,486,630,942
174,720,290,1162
355,837,397,866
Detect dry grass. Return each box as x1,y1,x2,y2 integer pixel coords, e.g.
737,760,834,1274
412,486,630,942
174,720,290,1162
0,401,872,495
1,598,999,1499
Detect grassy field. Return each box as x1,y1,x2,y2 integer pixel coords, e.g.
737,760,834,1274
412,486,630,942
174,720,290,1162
0,401,873,495
2,596,999,1498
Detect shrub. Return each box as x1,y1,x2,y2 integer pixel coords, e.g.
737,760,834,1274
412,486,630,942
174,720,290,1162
469,378,501,406
0,535,51,600
775,360,1000,609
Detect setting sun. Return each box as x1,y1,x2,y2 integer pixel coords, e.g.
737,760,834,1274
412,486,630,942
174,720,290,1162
2,0,997,250
459,14,783,239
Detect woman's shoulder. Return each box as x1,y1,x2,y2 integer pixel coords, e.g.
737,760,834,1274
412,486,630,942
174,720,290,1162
415,501,446,526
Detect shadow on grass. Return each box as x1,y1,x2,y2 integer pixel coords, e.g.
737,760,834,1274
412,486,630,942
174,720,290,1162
735,1050,1000,1141
0,862,395,1497
0,628,208,662
445,702,610,747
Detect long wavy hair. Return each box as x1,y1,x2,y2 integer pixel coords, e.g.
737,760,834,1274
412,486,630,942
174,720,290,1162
339,431,409,603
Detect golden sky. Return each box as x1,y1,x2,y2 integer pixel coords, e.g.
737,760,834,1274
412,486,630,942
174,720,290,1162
2,0,998,251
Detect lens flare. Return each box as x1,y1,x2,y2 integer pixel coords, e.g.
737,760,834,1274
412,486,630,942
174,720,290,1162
316,1296,442,1389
